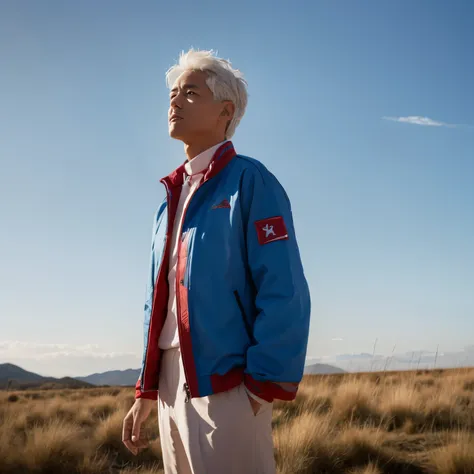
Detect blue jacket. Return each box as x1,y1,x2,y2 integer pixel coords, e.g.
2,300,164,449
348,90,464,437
135,141,311,403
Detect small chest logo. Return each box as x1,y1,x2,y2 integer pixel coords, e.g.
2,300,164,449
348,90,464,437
212,199,231,209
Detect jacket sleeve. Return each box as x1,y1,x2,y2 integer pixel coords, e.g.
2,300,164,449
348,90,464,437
241,164,311,403
135,206,163,401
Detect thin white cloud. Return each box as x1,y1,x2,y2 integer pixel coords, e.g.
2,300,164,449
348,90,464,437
332,337,344,341
382,116,458,128
0,340,138,359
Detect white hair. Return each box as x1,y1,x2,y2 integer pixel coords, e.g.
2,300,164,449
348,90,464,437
165,49,248,139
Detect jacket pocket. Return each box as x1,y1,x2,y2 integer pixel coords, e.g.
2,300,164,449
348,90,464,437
233,290,254,344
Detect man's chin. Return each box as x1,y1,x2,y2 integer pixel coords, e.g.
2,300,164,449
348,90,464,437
168,127,187,141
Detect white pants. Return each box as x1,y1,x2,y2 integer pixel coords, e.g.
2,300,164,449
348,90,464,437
157,347,277,474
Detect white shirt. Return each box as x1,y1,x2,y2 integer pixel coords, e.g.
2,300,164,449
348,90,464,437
158,141,270,407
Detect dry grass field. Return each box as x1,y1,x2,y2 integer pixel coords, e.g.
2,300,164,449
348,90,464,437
1,368,474,474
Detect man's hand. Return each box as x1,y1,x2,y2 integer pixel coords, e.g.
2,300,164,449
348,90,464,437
122,398,155,456
247,393,262,416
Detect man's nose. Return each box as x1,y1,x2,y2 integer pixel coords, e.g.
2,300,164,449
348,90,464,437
170,93,182,109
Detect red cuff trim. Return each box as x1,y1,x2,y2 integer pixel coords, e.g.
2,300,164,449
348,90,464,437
135,379,158,400
244,374,299,403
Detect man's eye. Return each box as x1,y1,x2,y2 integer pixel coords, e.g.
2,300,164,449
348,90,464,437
187,91,196,95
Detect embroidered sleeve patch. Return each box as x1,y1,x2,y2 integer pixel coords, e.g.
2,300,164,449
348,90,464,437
254,216,289,245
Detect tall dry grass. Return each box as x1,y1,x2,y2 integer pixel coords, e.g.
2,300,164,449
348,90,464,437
1,368,473,473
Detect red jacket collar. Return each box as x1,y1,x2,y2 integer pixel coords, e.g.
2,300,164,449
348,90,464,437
161,141,237,189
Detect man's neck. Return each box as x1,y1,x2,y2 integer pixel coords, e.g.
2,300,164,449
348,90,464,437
184,136,226,161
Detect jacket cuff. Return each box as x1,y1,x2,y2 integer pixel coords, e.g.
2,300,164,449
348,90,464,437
244,374,299,403
135,379,158,400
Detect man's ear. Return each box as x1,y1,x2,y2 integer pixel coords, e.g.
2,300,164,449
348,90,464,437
221,101,235,119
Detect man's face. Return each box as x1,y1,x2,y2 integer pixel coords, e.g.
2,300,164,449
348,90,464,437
168,70,229,142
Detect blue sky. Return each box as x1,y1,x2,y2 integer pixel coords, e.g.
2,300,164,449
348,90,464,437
1,1,473,377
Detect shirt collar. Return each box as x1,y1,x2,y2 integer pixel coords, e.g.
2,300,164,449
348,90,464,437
184,140,227,177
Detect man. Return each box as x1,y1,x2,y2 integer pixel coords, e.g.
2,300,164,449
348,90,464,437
122,49,311,474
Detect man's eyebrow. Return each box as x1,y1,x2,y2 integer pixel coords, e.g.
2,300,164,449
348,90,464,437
170,84,200,93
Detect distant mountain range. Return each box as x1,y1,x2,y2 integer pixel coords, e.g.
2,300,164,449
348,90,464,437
0,363,94,390
304,363,346,375
76,369,140,386
1,362,345,390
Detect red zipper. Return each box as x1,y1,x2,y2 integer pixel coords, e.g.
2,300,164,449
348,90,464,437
175,176,205,402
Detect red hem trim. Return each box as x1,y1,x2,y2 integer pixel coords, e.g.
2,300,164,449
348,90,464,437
210,366,245,393
244,374,299,403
